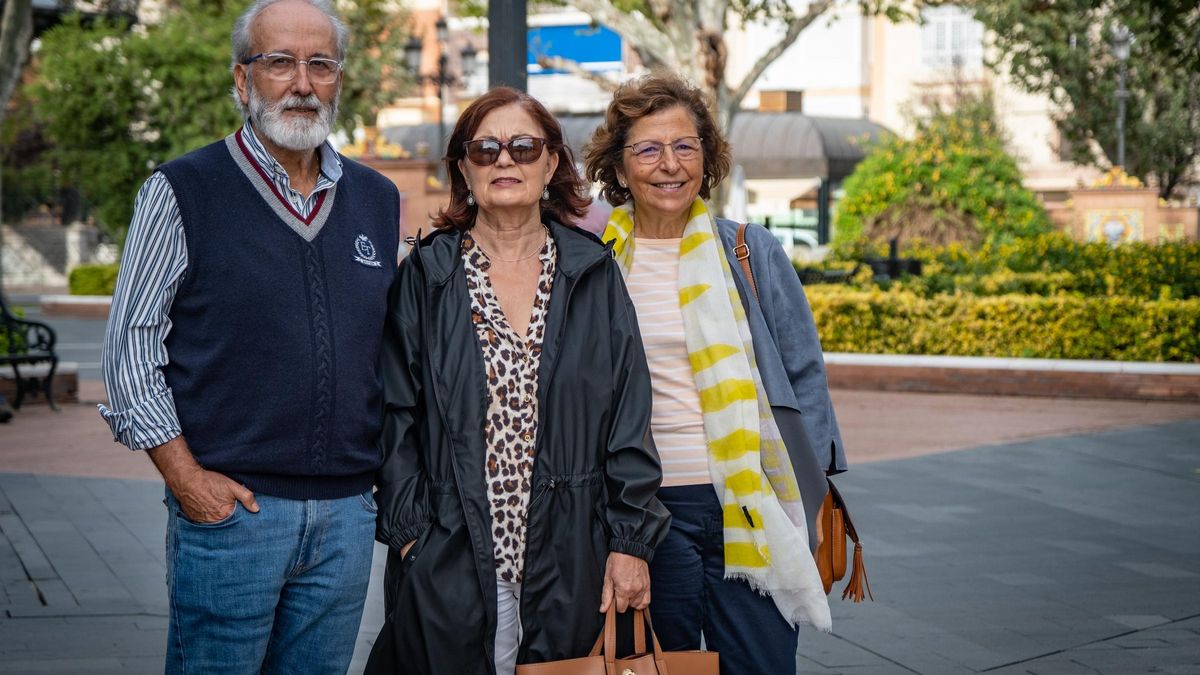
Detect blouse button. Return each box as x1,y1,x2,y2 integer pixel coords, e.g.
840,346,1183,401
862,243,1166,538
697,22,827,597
523,433,533,442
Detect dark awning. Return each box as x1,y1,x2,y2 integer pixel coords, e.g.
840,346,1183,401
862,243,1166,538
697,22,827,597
381,111,889,182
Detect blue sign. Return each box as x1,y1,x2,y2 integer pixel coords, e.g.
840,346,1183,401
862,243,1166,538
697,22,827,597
527,24,622,75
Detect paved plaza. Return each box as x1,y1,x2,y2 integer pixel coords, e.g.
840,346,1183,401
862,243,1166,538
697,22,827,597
3,404,1197,674
1,302,1198,674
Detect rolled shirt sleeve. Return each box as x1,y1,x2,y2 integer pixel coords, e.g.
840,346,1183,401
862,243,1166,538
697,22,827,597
98,173,188,451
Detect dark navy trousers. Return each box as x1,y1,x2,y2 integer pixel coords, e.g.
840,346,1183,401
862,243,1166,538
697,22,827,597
649,483,800,675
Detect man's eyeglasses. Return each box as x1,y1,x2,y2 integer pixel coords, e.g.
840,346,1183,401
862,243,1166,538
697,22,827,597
463,136,548,166
624,136,703,165
242,53,343,85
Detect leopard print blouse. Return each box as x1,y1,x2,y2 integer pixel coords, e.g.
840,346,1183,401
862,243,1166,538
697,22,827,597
463,229,556,583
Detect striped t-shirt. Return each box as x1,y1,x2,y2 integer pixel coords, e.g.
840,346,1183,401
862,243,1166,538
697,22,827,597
625,238,712,487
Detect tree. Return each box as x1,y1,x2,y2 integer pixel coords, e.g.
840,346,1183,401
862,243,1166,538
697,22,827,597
1,1,139,223
0,0,33,230
464,1,915,131
834,89,1051,247
26,0,408,243
969,0,1200,198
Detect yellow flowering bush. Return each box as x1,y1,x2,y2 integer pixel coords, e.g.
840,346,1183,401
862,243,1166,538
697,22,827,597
807,286,1200,362
811,233,1200,300
903,233,1200,299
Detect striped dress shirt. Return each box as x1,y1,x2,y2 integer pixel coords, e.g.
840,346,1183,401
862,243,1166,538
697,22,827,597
98,124,343,450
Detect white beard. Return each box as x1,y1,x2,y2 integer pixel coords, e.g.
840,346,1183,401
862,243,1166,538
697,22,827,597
247,80,339,152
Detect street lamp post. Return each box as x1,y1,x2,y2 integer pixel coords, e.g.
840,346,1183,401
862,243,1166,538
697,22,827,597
404,16,477,181
1110,24,1132,169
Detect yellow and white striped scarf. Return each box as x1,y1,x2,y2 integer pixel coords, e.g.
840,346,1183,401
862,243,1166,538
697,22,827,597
604,198,831,631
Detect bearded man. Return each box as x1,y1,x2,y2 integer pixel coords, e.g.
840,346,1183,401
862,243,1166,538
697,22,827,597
99,1,399,672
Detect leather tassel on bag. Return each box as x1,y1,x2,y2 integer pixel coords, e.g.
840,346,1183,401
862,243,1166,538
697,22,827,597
841,541,874,602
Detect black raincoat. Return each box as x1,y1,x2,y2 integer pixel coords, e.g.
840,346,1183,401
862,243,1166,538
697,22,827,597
366,221,670,675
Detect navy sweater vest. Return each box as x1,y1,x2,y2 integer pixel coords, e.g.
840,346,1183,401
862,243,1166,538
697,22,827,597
157,135,399,499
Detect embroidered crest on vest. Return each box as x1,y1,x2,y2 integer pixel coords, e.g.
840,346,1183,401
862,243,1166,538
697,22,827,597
353,234,383,268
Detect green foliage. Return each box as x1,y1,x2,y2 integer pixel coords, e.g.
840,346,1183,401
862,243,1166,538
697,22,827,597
68,262,120,296
27,0,408,244
900,234,1200,300
31,9,238,243
834,91,1051,247
808,286,1200,362
968,0,1200,197
1,91,55,222
815,233,1200,301
339,1,411,135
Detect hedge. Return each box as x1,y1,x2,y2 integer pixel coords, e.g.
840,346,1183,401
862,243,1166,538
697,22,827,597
821,234,1200,300
807,286,1200,362
68,263,120,296
907,234,1200,300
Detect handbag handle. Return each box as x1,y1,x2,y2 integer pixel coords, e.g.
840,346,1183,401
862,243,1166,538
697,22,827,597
589,608,670,674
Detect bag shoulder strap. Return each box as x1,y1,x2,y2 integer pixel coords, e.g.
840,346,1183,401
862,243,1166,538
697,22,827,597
735,223,760,302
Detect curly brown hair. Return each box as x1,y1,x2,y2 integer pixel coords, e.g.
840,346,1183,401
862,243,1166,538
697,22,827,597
434,87,591,231
584,72,732,207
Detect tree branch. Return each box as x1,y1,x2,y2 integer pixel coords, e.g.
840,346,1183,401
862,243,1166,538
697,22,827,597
534,56,621,93
569,0,675,67
728,0,835,109
0,0,34,110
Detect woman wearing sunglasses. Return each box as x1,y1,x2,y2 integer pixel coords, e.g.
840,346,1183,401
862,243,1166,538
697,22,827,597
367,87,669,675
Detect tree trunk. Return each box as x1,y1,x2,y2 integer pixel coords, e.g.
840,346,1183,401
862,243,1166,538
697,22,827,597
0,0,32,109
0,0,35,293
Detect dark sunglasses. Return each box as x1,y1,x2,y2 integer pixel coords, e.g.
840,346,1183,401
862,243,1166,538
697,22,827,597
463,136,548,166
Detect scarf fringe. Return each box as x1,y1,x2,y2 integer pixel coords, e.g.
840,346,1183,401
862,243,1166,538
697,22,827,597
723,571,833,633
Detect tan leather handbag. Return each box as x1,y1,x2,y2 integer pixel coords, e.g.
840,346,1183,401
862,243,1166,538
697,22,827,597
735,223,873,603
515,607,717,675
816,479,873,601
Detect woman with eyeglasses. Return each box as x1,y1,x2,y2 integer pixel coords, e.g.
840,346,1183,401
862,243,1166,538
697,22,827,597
366,87,670,675
584,73,846,674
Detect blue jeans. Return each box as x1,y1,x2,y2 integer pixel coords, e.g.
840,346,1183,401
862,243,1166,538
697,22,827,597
163,488,376,675
649,484,800,675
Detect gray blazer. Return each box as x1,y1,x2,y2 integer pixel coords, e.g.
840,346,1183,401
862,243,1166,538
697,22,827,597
716,218,846,470
716,218,847,548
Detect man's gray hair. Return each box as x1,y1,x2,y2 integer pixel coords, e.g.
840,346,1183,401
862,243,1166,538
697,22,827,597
231,0,350,68
230,0,349,114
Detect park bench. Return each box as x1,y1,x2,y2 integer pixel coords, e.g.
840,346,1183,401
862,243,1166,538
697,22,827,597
0,293,60,411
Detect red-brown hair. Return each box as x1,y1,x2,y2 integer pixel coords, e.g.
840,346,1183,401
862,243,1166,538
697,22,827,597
434,87,591,230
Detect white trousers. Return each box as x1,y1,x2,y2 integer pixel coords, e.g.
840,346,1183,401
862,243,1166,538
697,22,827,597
494,580,523,675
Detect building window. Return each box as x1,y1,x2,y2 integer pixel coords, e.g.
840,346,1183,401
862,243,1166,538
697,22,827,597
920,6,984,71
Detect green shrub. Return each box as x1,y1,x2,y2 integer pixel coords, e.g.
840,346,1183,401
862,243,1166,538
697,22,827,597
69,263,120,296
907,234,1200,299
835,92,1051,247
0,306,24,354
814,233,1200,300
808,286,1200,362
